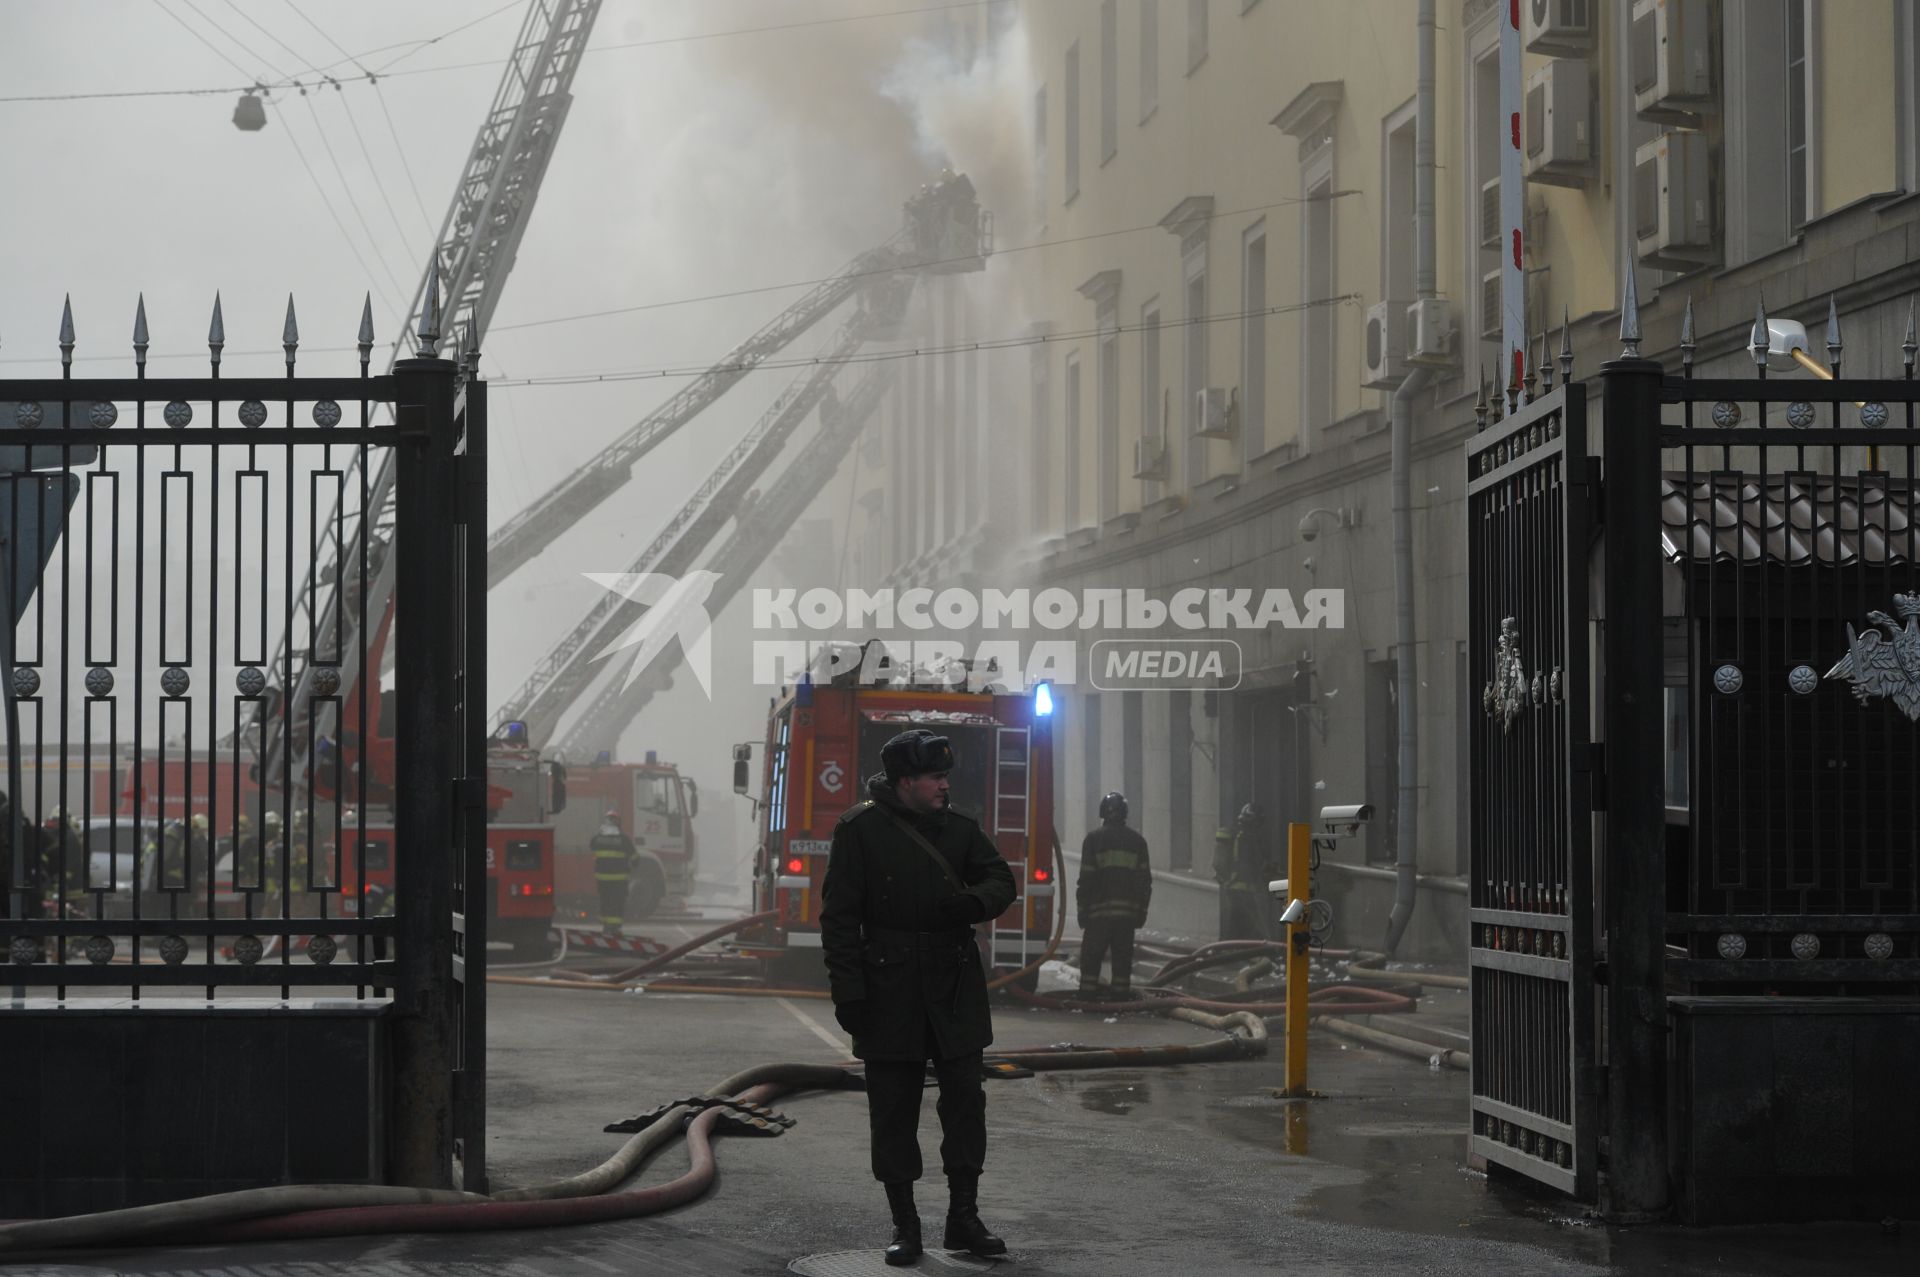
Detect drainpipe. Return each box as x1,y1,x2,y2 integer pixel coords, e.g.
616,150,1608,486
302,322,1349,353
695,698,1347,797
1383,0,1437,958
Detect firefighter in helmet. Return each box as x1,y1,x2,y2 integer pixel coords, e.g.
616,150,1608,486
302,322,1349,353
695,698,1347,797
1214,801,1279,941
820,728,1016,1264
1076,791,1152,997
590,810,636,936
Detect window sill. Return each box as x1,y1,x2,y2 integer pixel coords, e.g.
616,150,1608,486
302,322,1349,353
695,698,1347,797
1102,511,1141,537
1193,472,1240,503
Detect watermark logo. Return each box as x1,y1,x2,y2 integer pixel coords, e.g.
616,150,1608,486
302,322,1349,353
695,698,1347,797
584,570,721,699
1089,639,1242,690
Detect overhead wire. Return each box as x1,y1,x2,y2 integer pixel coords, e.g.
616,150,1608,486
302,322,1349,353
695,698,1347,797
220,0,323,77
3,1,1013,104
298,88,414,307
486,295,1365,390
174,0,293,81
487,193,1362,335
147,0,257,81
268,99,406,324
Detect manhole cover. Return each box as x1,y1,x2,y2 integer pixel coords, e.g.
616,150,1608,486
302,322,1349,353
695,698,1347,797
792,1249,998,1275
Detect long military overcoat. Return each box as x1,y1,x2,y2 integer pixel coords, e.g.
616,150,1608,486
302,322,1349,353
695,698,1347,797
819,775,1016,1062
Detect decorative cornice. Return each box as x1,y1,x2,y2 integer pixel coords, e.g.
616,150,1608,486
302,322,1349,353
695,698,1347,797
1077,268,1122,308
1157,195,1215,245
1270,80,1344,141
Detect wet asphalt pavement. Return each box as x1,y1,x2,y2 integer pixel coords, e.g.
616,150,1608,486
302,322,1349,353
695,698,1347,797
9,922,1916,1276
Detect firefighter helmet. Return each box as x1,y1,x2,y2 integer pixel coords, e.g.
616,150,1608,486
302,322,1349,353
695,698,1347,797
881,729,954,781
1237,802,1264,827
1098,791,1128,822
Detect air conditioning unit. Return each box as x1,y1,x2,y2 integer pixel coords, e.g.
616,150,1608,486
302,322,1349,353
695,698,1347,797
1132,434,1169,481
1479,176,1502,251
1525,59,1593,188
1524,0,1593,55
1631,0,1714,124
1407,298,1454,366
1193,387,1237,439
1634,130,1714,268
1480,271,1503,342
1363,299,1410,389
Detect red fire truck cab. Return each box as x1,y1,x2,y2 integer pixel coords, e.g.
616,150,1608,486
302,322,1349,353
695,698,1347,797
737,671,1057,983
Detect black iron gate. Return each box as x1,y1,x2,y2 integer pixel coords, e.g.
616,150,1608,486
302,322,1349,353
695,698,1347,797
0,294,485,1202
1465,374,1600,1201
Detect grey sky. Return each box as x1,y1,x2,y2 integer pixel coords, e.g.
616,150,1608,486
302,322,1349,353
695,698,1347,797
0,1,1013,848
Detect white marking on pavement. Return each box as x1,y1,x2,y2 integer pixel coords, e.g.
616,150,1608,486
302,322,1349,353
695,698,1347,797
777,996,851,1056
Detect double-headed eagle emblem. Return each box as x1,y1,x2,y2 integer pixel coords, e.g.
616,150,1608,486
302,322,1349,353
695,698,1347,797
1826,593,1920,722
1483,617,1529,732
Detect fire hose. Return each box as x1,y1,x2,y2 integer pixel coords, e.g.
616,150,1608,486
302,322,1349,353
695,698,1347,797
0,1005,1268,1255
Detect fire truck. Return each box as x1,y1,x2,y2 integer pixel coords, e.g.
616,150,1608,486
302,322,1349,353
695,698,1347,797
548,750,699,923
734,662,1057,984
297,617,566,959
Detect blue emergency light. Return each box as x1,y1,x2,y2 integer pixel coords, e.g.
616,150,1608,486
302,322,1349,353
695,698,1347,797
1034,682,1054,717
644,749,657,764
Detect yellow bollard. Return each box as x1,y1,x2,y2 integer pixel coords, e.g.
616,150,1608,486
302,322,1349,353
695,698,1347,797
1283,821,1312,1096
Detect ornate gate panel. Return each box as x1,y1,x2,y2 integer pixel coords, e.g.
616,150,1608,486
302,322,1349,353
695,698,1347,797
1465,381,1600,1200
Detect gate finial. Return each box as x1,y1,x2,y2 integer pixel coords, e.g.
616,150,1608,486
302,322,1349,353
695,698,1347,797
1678,296,1695,376
1524,333,1539,400
1905,298,1917,380
208,292,226,369
282,295,299,369
1539,327,1554,393
133,294,150,372
1751,296,1770,370
357,292,375,371
1559,306,1574,382
1619,268,1641,358
59,295,75,370
1825,295,1842,377
462,319,480,375
418,256,443,357
1474,367,1489,429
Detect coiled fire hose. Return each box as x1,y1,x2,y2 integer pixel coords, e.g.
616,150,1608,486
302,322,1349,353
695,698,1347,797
0,1002,1270,1255
0,1062,857,1255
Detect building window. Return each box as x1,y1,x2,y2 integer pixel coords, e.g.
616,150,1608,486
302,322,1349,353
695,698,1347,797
1064,42,1081,204
1100,0,1118,163
1787,0,1811,231
1140,0,1160,122
1300,161,1334,438
1469,40,1501,374
1725,1,1815,265
1098,314,1119,523
1901,1,1920,191
1033,85,1047,229
1187,0,1208,73
1030,340,1051,536
1140,300,1163,505
1065,350,1083,529
1182,242,1208,490
1240,222,1266,465
1167,688,1193,870
1365,659,1400,866
1382,103,1417,306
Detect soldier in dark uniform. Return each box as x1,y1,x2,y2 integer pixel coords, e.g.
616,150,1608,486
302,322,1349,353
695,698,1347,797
1076,791,1152,997
820,728,1016,1266
1214,801,1279,940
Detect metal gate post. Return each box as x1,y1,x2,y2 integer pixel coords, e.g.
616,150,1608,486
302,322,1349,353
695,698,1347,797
1598,346,1670,1220
390,350,462,1189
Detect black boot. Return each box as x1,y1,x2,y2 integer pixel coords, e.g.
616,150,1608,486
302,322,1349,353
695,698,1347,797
883,1181,922,1266
942,1174,1007,1256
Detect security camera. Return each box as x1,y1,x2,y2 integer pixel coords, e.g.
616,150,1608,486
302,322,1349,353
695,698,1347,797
1278,898,1308,926
1320,803,1373,825
1267,877,1290,899
1298,514,1320,543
